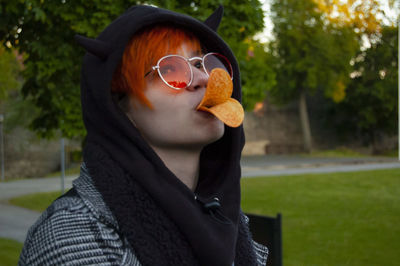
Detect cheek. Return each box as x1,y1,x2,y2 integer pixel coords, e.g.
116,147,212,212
129,102,185,140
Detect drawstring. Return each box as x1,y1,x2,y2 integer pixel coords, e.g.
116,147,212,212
195,195,232,225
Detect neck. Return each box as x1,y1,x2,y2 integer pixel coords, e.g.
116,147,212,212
151,146,201,191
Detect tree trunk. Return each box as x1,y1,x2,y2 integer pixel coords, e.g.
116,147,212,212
299,89,313,153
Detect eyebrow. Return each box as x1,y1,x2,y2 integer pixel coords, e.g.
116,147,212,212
187,53,200,59
189,49,203,58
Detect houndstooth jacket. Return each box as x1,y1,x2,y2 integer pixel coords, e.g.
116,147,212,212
19,165,268,265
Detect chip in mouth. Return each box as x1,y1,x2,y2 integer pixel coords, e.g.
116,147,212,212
196,68,244,128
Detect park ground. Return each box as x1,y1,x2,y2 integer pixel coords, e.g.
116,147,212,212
0,154,399,266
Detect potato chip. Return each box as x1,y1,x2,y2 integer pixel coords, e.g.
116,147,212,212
197,68,244,127
197,68,232,108
198,98,244,128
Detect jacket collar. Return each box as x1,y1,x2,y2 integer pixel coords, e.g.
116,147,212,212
73,163,119,228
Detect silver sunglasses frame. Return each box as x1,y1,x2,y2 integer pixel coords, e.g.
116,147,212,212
148,52,233,90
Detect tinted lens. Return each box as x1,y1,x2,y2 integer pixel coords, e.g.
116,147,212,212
158,56,191,89
203,53,233,78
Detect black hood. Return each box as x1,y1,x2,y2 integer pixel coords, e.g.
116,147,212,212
77,5,248,266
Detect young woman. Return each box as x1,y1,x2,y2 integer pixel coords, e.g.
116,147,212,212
19,5,268,266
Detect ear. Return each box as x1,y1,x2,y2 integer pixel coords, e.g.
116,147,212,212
204,5,224,32
75,35,112,61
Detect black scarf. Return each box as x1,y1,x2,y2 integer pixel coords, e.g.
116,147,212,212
84,142,257,265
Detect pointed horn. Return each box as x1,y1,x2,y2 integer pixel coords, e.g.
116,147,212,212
204,5,224,32
75,35,111,61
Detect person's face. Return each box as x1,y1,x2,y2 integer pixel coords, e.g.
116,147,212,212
126,42,225,150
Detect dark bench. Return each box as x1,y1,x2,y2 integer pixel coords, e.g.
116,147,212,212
246,213,282,266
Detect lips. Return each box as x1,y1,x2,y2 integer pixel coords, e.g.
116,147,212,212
196,68,244,128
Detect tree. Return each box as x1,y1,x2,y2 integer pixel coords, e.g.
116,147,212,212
269,0,359,152
313,0,384,37
239,38,276,110
329,26,398,148
0,46,35,131
0,0,269,139
0,46,22,100
0,0,129,138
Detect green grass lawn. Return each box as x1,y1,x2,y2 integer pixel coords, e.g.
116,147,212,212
5,168,400,265
44,165,81,178
0,238,23,266
8,191,62,212
241,168,400,266
301,147,368,157
300,147,398,158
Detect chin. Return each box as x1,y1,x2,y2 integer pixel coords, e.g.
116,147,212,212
202,120,225,144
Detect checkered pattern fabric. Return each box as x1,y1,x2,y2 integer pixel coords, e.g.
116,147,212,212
254,240,269,266
19,165,268,265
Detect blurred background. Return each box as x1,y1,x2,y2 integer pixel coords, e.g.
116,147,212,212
0,0,398,265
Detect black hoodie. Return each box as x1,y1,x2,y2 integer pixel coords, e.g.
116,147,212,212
76,5,257,266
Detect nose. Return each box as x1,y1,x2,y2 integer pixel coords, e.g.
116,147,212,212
187,65,208,91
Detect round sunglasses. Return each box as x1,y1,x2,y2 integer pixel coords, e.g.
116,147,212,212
145,52,233,90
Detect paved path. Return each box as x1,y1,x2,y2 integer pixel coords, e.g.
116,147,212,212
0,176,76,243
0,176,76,201
1,156,399,243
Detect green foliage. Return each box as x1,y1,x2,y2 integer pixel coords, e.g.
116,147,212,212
330,26,398,141
0,0,147,138
162,0,264,38
233,39,276,109
0,238,23,265
0,46,22,100
0,46,30,132
0,0,270,138
269,0,359,104
3,89,38,133
216,1,275,111
242,168,400,265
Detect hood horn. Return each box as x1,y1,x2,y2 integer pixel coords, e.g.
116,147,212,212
75,35,111,61
204,5,224,32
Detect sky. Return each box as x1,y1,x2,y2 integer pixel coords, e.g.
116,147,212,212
256,0,399,43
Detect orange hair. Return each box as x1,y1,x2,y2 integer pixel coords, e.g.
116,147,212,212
112,25,202,108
